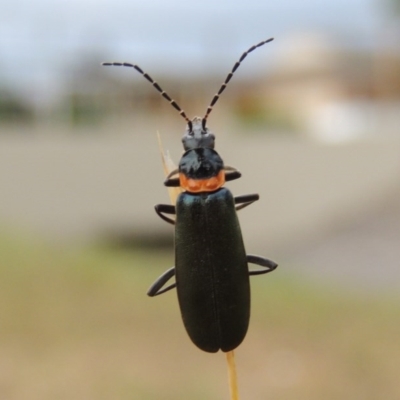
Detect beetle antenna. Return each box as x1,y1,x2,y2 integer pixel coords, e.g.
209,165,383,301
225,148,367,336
202,38,274,129
102,62,192,130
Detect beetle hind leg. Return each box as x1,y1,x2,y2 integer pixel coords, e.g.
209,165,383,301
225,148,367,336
147,267,176,296
246,254,278,276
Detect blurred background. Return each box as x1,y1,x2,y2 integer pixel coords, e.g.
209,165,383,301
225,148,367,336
1,0,399,399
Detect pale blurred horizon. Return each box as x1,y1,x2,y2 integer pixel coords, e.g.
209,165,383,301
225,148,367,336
0,0,395,103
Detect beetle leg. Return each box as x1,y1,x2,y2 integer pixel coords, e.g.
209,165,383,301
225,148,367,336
246,254,278,275
224,166,242,182
164,177,180,187
147,267,176,296
225,171,242,182
164,169,180,187
234,193,259,211
155,204,176,225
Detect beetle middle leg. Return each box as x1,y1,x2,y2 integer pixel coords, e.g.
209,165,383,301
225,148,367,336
147,267,176,296
155,204,176,225
235,193,259,211
246,254,278,275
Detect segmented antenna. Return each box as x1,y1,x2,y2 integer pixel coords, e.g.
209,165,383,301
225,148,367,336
202,38,274,129
102,62,192,131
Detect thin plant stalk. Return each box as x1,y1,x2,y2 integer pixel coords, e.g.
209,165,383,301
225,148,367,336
226,351,240,400
157,132,181,204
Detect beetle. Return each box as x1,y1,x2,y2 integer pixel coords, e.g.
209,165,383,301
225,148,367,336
102,38,278,353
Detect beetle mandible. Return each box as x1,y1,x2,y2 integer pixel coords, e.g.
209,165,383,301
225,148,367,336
103,38,278,353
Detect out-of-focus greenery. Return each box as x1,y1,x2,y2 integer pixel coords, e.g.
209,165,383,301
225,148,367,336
0,230,399,400
0,90,34,124
233,94,300,133
386,0,400,15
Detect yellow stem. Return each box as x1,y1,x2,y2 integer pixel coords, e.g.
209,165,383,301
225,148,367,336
157,131,181,203
226,351,240,400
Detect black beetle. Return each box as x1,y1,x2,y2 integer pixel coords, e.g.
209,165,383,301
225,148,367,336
103,38,278,353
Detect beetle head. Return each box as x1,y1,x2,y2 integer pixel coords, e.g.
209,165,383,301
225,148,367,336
182,117,215,151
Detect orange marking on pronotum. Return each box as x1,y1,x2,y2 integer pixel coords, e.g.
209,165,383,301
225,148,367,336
179,170,226,193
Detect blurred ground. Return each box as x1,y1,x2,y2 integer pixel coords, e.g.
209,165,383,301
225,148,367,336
287,182,400,290
0,232,399,400
0,120,399,291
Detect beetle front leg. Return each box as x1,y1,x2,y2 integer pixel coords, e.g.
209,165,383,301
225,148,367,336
246,254,278,276
234,193,259,211
147,267,176,296
164,169,180,187
224,166,242,182
155,204,176,225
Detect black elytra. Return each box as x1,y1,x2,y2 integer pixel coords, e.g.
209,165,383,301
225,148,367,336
103,38,278,353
